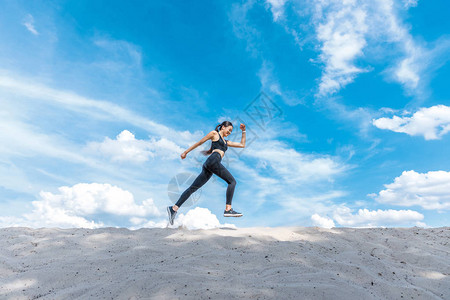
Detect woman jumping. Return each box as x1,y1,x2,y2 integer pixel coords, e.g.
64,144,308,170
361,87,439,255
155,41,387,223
167,121,246,225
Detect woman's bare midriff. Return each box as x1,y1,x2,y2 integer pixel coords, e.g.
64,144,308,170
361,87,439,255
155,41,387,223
212,149,224,158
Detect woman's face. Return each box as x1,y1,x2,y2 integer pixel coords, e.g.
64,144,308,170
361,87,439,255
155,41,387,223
223,125,233,137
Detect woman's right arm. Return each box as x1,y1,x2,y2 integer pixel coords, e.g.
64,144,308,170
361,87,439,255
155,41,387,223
181,131,216,159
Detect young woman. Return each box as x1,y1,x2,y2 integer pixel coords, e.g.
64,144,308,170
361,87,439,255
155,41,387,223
167,121,246,225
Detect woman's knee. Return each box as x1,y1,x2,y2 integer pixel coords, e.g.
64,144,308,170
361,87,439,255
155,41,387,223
228,177,236,187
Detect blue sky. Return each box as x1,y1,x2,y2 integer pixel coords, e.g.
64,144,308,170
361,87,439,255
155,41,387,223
1,0,450,229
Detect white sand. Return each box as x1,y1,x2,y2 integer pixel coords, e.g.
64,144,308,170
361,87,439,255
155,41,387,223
0,226,448,299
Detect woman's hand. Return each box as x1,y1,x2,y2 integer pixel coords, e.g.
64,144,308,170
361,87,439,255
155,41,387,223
181,152,187,159
240,123,246,131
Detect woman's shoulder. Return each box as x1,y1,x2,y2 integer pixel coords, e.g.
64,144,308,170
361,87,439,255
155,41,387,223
209,130,219,141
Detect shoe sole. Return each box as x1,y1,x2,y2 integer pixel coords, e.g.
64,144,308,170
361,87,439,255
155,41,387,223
223,214,243,217
167,206,175,225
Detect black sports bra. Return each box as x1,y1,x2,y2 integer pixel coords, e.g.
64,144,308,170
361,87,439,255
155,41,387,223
211,132,228,152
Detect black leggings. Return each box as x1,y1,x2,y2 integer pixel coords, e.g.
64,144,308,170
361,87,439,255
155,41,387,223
175,152,236,207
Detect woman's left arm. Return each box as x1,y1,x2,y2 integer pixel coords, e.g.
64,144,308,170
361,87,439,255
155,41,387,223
226,123,246,148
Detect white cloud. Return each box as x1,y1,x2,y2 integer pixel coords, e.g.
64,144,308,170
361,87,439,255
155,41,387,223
0,113,98,169
265,0,287,21
229,0,260,58
257,60,307,106
0,112,171,198
372,170,450,210
0,72,340,228
275,191,347,220
314,1,368,96
94,38,142,66
373,105,450,140
129,217,148,225
0,208,103,229
0,73,207,189
230,2,306,106
302,0,426,95
86,130,184,163
393,49,421,89
375,0,423,90
402,0,418,9
205,116,349,215
23,14,39,35
171,207,236,230
331,206,424,227
254,0,444,98
316,97,376,137
311,214,335,228
0,183,161,229
244,139,348,184
305,191,348,202
128,207,237,230
225,136,349,216
41,183,160,216
258,61,282,96
0,73,201,144
92,38,144,73
1,206,239,231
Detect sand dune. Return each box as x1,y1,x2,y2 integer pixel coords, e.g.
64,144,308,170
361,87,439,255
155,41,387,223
0,226,448,299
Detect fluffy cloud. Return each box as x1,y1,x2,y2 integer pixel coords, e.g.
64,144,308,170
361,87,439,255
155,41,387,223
130,207,236,230
313,205,424,228
4,186,239,230
314,0,368,96
136,207,236,230
371,170,450,210
311,214,335,228
129,208,237,230
373,105,450,140
265,0,287,22
0,183,161,229
313,0,427,95
86,130,184,162
373,0,424,90
173,207,236,230
39,183,160,216
333,206,424,227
